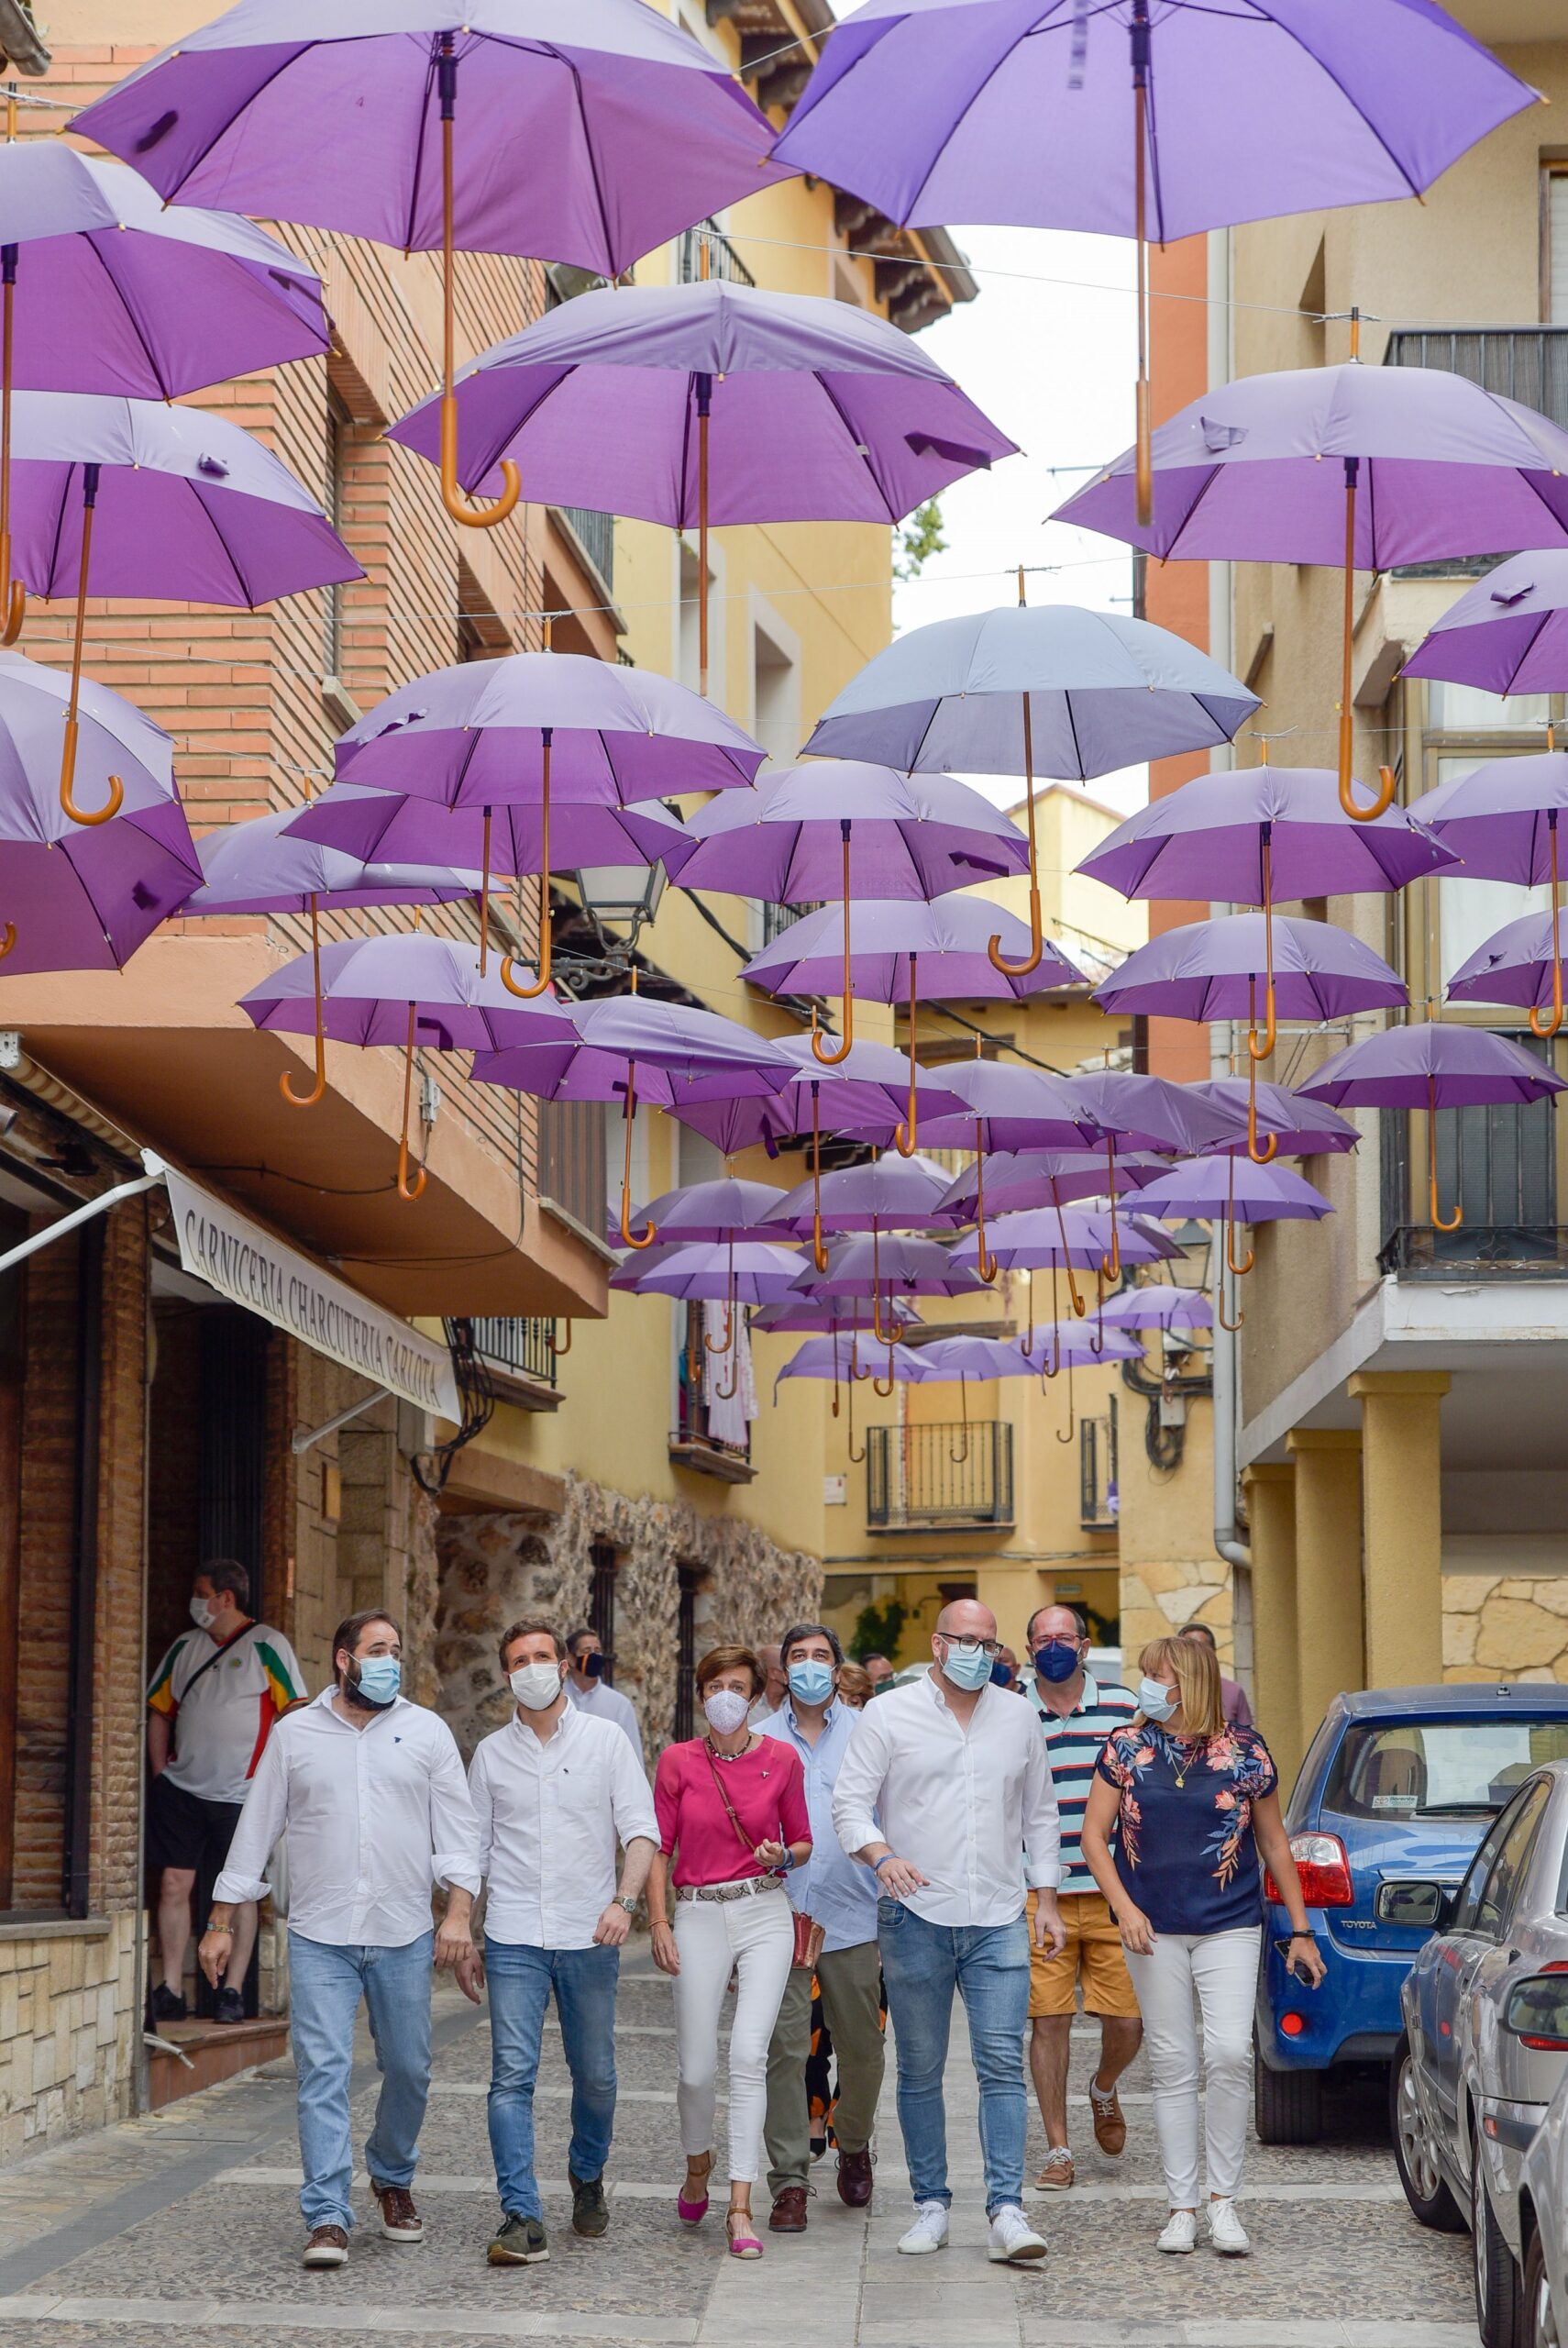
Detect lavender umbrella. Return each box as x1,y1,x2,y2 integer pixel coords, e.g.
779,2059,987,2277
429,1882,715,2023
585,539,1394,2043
623,1179,792,1246
1134,1156,1331,1327
796,1234,980,1349
1054,352,1568,817
1403,553,1568,700
76,0,787,532
1448,909,1568,1024
6,392,358,827
389,277,1016,694
285,781,694,886
774,1330,925,1446
742,893,1085,1154
1410,751,1568,1041
802,597,1256,974
903,1328,1105,1466
1098,1286,1214,1333
0,648,198,972
1194,1077,1361,1163
186,809,480,917
771,1150,960,1282
238,932,577,1200
935,1146,1170,1220
662,1036,971,1195
624,1241,801,1302
950,1205,1180,1273
1298,1022,1567,1233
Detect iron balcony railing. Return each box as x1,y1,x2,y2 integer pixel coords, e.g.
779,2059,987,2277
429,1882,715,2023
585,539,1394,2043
1385,327,1568,433
540,1096,607,1246
1378,1029,1568,1279
867,1421,1013,1529
1080,1400,1119,1530
552,504,614,594
470,1317,559,1387
761,898,822,949
678,219,756,289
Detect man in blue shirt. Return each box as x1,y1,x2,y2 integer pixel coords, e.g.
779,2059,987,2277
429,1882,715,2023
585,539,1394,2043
757,1622,884,2234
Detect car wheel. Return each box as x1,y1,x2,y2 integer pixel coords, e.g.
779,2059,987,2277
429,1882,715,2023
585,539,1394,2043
1473,2139,1525,2348
1389,2032,1464,2232
1253,2045,1323,2144
1526,2229,1561,2348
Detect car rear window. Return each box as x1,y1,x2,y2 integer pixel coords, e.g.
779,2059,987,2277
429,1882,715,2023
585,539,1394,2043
1323,1719,1568,1820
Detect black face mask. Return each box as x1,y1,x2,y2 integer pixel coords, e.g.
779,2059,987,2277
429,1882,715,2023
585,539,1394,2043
580,1652,605,1680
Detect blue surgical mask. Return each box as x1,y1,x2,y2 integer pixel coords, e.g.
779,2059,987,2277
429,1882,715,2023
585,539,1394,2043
351,1656,402,1708
989,1660,1014,1687
939,1640,996,1693
1139,1676,1177,1722
1033,1639,1081,1684
788,1659,834,1708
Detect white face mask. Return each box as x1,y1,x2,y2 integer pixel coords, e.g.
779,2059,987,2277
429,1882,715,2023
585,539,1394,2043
190,1596,214,1631
702,1689,751,1737
510,1661,564,1712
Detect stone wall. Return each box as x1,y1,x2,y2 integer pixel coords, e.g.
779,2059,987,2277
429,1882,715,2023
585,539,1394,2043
435,1474,823,1764
1119,1554,1237,1676
0,1913,139,2163
1444,1574,1568,1681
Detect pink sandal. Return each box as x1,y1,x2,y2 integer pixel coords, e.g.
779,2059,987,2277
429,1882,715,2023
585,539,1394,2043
725,2211,764,2260
678,2155,712,2228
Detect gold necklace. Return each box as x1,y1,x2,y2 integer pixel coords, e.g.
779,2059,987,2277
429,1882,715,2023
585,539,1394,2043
1165,1730,1203,1790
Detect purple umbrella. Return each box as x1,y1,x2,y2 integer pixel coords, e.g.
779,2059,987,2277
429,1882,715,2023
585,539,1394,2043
1448,908,1568,1025
1054,1069,1242,1286
185,806,482,917
742,893,1086,1154
622,1178,792,1246
624,1241,801,1302
286,780,693,883
902,1328,1093,1466
76,0,788,532
802,595,1256,975
950,1204,1180,1273
753,1296,919,1339
774,1330,925,1445
795,1233,980,1349
388,277,1016,694
1194,1077,1361,1163
0,647,198,973
1298,1022,1568,1233
771,0,1534,528
1054,350,1568,818
935,1146,1169,1219
771,1150,959,1280
238,931,577,1200
1098,1285,1214,1334
7,391,358,828
1134,1156,1331,1327
660,1036,971,1193
336,649,760,993
1403,552,1568,700
0,138,329,639
1409,751,1568,1041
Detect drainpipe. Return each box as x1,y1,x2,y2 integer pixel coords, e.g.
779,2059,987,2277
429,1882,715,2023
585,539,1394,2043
1211,1252,1248,1571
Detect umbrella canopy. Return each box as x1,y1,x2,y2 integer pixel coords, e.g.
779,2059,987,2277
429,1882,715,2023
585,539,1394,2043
284,781,694,883
1448,909,1568,1019
1065,1072,1241,1159
950,1205,1180,1272
911,1334,1112,1380
1097,1286,1214,1333
663,1036,971,1164
1022,1321,1149,1374
936,1147,1171,1221
798,1233,979,1298
185,804,481,914
621,1179,793,1246
753,1297,915,1336
623,1241,802,1303
1408,750,1568,1042
1134,1159,1333,1224
771,1153,961,1243
0,648,198,971
909,1063,1113,1156
776,1334,926,1388
1194,1077,1361,1162
677,763,1029,903
1402,552,1568,698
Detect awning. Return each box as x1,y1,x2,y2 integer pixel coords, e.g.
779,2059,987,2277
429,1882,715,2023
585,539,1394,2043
164,1167,458,1420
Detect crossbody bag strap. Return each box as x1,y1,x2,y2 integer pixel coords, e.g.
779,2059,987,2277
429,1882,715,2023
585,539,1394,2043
177,1622,257,1706
701,1737,778,1870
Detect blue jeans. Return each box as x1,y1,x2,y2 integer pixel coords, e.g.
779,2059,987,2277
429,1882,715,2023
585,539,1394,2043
877,1900,1030,2216
485,1939,620,2221
288,1930,434,2232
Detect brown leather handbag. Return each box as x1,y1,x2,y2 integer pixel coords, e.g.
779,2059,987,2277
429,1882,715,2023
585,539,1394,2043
701,1739,823,1969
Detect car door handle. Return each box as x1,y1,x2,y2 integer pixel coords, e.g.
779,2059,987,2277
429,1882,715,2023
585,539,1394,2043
1507,1950,1521,1964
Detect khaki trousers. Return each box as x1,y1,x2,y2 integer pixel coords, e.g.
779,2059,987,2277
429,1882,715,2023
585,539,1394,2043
763,1938,886,2198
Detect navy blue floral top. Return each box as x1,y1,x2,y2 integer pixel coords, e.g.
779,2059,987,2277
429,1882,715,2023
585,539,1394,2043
1096,1722,1278,1934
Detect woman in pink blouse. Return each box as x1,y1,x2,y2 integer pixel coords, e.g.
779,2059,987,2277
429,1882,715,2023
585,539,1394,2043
648,1643,812,2259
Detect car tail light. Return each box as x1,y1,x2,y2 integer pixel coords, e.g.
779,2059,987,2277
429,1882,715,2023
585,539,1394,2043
1279,2012,1306,2038
1518,1961,1568,2051
1264,1832,1353,1910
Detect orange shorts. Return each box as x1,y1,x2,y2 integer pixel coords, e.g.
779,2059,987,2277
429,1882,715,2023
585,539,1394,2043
1027,1889,1140,2021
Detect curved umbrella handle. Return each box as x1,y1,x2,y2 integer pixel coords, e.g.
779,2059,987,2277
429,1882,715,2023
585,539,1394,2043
716,1338,741,1403
1218,1279,1244,1334
873,1329,897,1401
1336,452,1397,818
281,892,327,1108
550,1318,572,1357
812,835,856,1067
892,955,920,1156
1055,1355,1075,1444
1099,1140,1121,1281
0,922,12,961
502,734,553,997
1246,1046,1278,1168
846,1373,866,1466
619,1063,657,1249
704,1246,735,1355
437,64,520,533
1530,819,1564,1041
1428,1073,1463,1234
830,1326,841,1419
1225,1151,1253,1275
1342,763,1399,823
60,471,123,826
973,1117,999,1283
989,689,1043,975
0,578,20,648
1051,1180,1086,1318
949,1375,969,1465
1040,1261,1062,1381
1020,1268,1034,1358
849,1326,872,1385
396,1002,427,1202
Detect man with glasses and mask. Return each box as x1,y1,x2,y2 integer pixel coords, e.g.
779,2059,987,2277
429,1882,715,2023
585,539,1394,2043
833,1598,1065,2268
563,1627,644,1764
1021,1605,1141,2195
199,1611,480,2272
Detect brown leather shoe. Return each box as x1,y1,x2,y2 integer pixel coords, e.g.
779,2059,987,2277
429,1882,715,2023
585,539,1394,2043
371,2183,424,2243
302,2224,348,2268
769,2187,809,2232
1088,2078,1127,2157
836,2146,874,2208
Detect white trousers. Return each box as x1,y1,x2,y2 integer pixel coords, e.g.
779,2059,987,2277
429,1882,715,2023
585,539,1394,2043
672,1886,795,2186
1123,1926,1261,2209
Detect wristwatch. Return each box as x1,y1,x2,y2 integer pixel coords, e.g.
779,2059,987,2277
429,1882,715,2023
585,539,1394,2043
204,1920,231,1934
615,1895,637,1915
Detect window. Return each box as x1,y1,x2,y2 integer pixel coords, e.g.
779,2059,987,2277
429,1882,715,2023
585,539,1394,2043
540,1097,607,1242
1327,1717,1568,1828
752,615,800,770
324,390,350,681
1544,164,1568,325
589,1542,618,1683
1472,1776,1552,1938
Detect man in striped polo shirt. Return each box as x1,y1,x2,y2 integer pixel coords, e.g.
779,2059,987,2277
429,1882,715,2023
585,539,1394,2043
1022,1605,1142,2193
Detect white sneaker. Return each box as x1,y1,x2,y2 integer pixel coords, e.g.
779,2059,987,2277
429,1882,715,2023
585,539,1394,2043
1207,2198,1251,2256
898,2200,950,2255
987,2203,1048,2265
1157,2209,1198,2255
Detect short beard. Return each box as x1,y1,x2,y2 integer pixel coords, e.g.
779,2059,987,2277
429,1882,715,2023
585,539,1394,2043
340,1671,392,1711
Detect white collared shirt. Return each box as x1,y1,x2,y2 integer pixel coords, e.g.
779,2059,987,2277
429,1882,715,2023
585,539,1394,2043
756,1702,879,1954
832,1668,1061,1929
469,1702,658,1951
214,1688,481,1947
563,1674,645,1763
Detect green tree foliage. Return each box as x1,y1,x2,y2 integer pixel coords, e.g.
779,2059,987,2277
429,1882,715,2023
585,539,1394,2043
894,497,946,583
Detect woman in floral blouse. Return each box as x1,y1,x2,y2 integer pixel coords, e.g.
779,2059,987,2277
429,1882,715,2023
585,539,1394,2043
1080,1634,1324,2260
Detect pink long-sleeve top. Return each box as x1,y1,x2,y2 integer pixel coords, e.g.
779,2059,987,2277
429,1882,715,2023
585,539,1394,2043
654,1734,812,1889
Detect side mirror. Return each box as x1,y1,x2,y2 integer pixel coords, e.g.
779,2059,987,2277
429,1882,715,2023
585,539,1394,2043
1375,1878,1452,1932
1504,1974,1568,2050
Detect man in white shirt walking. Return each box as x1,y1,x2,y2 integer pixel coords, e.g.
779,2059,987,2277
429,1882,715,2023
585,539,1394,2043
465,1619,658,2269
199,1610,480,2272
833,1599,1066,2268
562,1626,645,1763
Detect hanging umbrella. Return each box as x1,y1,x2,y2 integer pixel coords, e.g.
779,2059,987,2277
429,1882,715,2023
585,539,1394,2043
1077,761,1453,1144
1053,1069,1242,1286
387,277,1017,695
76,0,788,534
1132,1157,1332,1329
1402,552,1568,700
622,1178,793,1246
901,1329,1088,1466
770,0,1536,530
5,391,358,826
1448,909,1568,1030
742,893,1086,1153
1098,1286,1214,1333
1194,1077,1361,1163
1297,1022,1566,1233
753,1296,920,1338
774,1330,925,1453
801,595,1256,973
679,762,1030,1053
185,805,482,916
334,649,760,992
285,781,696,888
0,647,198,971
1021,1316,1147,1436
950,1204,1180,1272
794,1232,981,1345
623,1241,802,1302
1054,350,1568,818
0,136,329,642
771,1148,961,1281
935,1146,1170,1221
662,1036,971,1200
237,932,577,1201
1410,751,1568,1040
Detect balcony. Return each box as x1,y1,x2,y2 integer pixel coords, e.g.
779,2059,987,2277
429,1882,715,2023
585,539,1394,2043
540,1096,608,1257
551,504,614,597
1079,1401,1119,1530
866,1421,1013,1530
761,898,822,949
1385,328,1568,432
469,1316,563,1411
671,1301,756,1482
1378,1030,1568,1280
678,219,756,289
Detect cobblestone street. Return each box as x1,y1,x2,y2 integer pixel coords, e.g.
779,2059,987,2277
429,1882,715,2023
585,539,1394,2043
0,1958,1476,2348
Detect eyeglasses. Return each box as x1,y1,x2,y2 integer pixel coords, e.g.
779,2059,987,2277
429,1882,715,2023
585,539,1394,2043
940,1634,1002,1659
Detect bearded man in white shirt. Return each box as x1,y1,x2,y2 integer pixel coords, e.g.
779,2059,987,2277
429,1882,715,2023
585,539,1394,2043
462,1619,658,2269
199,1610,481,2273
832,1598,1066,2269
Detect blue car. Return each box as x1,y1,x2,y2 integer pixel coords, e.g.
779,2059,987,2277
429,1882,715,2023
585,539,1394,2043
1254,1682,1568,2143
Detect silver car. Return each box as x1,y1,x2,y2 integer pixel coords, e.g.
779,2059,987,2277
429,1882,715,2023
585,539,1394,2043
1391,1759,1568,2348
1518,2021,1568,2348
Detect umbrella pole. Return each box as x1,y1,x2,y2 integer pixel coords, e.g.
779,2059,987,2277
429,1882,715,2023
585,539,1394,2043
1052,1178,1086,1317
1041,1261,1062,1383
619,1064,657,1248
1246,977,1278,1167
1099,1138,1121,1279
1530,814,1564,1041
717,1322,741,1403
846,1368,865,1466
1337,447,1396,821
1055,1355,1075,1445
280,892,328,1108
59,468,122,825
503,728,554,997
395,1002,427,1202
811,824,855,1064
1428,1072,1463,1233
1132,5,1153,532
476,804,492,977
1225,1148,1254,1277
1218,1261,1244,1334
1246,835,1277,1063
696,371,712,698
950,1374,969,1465
974,1115,999,1283
0,247,24,647
436,41,520,531
811,1082,828,1273
988,641,1043,975
704,1238,735,1355
1090,1268,1105,1357
893,953,920,1154
831,1324,840,1419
